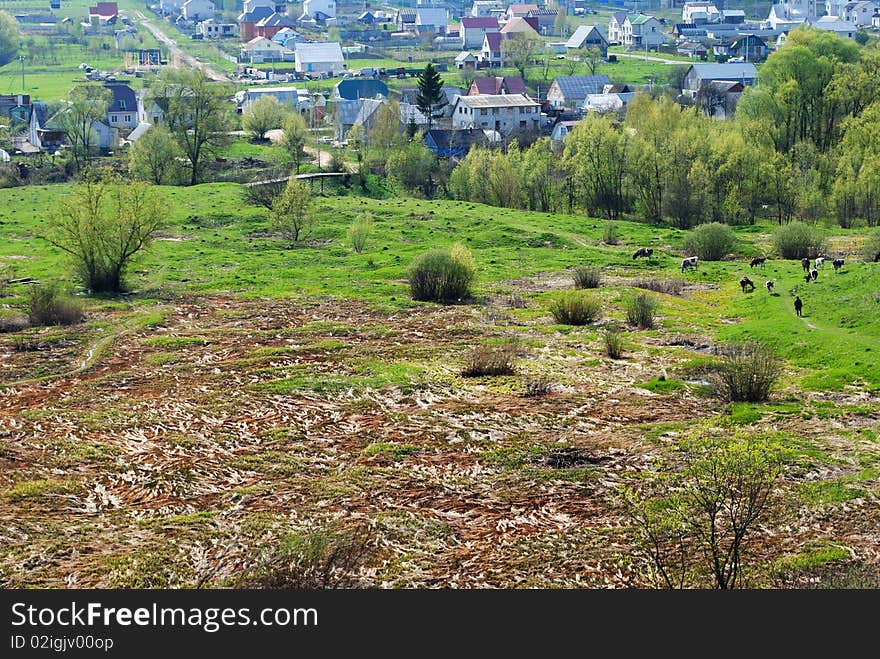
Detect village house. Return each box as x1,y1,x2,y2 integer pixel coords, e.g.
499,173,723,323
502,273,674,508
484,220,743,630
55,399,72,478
240,36,291,63
423,128,487,158
301,0,336,20
415,8,448,34
294,42,345,75
238,0,274,41
480,32,507,66
715,34,769,61
461,17,500,49
467,76,527,96
681,62,758,99
455,51,478,69
499,16,540,37
841,0,877,25
682,2,721,24
470,1,504,18
333,79,389,101
622,14,665,49
564,25,609,57
255,12,298,39
695,80,745,118
506,4,538,20
196,19,237,39
105,83,138,131
181,0,214,22
607,12,627,44
0,94,31,124
546,74,612,110
452,93,541,134
236,86,312,113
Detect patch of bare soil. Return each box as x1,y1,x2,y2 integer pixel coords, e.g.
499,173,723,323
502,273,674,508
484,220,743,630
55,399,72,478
0,296,877,588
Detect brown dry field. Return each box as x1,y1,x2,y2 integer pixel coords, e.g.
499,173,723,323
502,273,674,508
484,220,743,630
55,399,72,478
1,294,878,588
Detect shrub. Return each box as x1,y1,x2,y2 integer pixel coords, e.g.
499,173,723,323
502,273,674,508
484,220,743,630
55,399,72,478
462,341,518,377
773,221,827,260
409,244,475,302
683,222,736,261
862,228,880,262
572,266,601,289
603,221,619,245
712,341,780,403
234,526,373,589
631,278,685,296
346,214,373,253
549,291,602,325
603,326,624,359
26,285,83,326
523,374,553,397
0,315,29,333
626,293,657,329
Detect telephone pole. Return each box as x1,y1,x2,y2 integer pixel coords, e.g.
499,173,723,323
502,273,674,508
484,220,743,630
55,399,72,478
19,55,26,91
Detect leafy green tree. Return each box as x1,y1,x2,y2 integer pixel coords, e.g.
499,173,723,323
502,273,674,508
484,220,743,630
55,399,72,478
580,45,604,75
271,178,314,243
128,125,182,185
279,111,308,173
242,96,285,141
624,427,781,589
0,11,20,68
56,85,112,171
415,63,447,131
563,115,629,220
502,32,542,80
149,68,232,185
45,174,165,293
386,141,437,196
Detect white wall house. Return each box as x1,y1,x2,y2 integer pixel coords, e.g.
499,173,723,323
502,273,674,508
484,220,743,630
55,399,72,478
240,36,291,63
302,0,336,19
842,1,878,26
196,19,237,38
682,2,721,24
451,93,540,134
181,0,214,21
460,17,500,48
294,41,345,74
622,15,665,48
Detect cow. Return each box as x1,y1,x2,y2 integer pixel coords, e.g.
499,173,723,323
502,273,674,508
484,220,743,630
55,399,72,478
801,257,810,272
815,256,826,269
794,296,803,317
765,280,774,293
810,268,818,281
750,256,767,269
681,256,699,272
875,251,880,263
740,276,755,293
632,247,653,260
832,258,845,271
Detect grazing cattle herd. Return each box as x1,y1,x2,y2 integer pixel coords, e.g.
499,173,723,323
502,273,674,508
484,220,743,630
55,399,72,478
627,244,871,320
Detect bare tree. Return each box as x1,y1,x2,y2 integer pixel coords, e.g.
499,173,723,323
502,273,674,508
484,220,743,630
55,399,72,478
55,85,111,171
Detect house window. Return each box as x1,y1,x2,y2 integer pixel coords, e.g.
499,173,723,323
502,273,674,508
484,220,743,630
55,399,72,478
125,115,131,122
110,115,117,122
119,100,126,110
519,120,526,128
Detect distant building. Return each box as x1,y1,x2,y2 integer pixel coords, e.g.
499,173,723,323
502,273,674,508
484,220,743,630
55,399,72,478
181,0,214,22
681,63,758,99
333,78,389,101
468,76,527,96
461,17,500,49
105,83,138,130
255,12,297,39
294,42,345,75
455,51,478,69
423,128,488,158
565,25,609,56
196,19,237,39
451,93,541,134
547,75,612,110
302,0,336,20
415,8,448,34
608,12,627,44
237,87,312,112
240,36,291,63
622,14,665,49
238,5,274,41
0,94,31,124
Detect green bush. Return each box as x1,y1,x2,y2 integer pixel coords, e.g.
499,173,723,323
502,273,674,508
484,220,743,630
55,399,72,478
27,284,83,326
549,291,602,325
602,221,619,245
603,326,624,358
683,222,736,261
773,221,827,260
712,341,781,403
346,213,373,253
572,266,601,289
862,228,880,262
409,244,476,302
626,293,657,329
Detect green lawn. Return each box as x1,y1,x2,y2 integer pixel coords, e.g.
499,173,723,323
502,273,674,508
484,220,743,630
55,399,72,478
1,182,878,391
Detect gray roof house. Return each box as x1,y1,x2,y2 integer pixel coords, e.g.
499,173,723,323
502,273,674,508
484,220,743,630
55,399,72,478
334,98,384,140
105,83,138,131
682,62,758,95
565,25,609,56
547,75,612,110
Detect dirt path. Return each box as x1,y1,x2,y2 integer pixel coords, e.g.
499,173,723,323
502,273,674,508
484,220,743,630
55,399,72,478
263,128,359,172
135,11,231,83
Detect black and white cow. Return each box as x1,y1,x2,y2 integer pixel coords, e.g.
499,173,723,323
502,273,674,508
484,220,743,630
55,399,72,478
681,256,699,272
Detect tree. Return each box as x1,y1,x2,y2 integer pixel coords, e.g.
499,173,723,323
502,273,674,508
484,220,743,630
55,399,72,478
44,174,165,293
128,125,182,185
415,63,447,131
553,7,569,37
0,11,20,68
502,32,542,80
271,178,314,243
386,141,437,197
279,111,308,173
365,100,405,175
149,68,231,186
242,96,285,141
56,85,112,171
580,46,604,76
624,427,781,589
563,115,629,220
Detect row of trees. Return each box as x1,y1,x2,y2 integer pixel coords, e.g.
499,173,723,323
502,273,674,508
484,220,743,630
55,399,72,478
449,34,880,229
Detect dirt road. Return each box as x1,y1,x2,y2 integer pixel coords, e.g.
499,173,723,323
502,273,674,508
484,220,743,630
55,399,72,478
135,11,231,82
